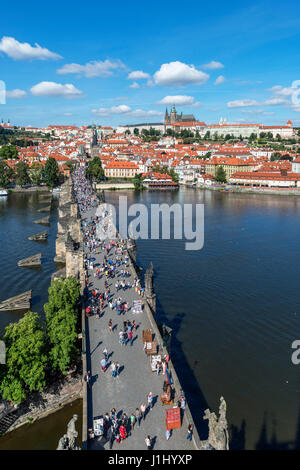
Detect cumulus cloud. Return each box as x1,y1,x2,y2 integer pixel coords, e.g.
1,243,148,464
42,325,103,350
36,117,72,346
264,97,288,106
6,89,27,99
92,105,162,118
57,59,125,78
30,81,83,98
157,95,195,106
228,96,289,108
153,61,209,86
227,99,260,108
129,82,140,89
203,61,224,70
127,70,150,80
0,36,61,60
214,75,225,85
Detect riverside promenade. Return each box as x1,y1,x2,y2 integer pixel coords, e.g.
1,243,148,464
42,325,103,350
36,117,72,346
75,170,199,450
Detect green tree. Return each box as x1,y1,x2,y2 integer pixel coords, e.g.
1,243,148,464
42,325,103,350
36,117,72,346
0,312,48,404
15,161,30,186
86,156,104,182
44,157,60,188
30,162,43,185
270,152,281,161
215,166,227,183
44,277,81,375
0,160,14,188
133,128,139,136
0,145,18,160
133,174,144,191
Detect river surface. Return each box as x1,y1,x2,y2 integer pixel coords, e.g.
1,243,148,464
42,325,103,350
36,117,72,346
1,189,300,449
105,187,300,450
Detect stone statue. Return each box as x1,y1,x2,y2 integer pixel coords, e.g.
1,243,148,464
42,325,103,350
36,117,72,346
203,396,229,450
98,190,105,204
56,414,81,450
145,262,154,297
126,238,137,263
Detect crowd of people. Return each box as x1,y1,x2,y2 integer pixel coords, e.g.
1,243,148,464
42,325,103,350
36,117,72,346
73,167,194,450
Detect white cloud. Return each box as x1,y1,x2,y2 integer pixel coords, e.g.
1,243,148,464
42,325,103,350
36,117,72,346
158,95,195,106
268,85,295,96
30,81,83,98
214,75,226,85
241,109,275,116
57,59,125,78
203,61,224,70
92,105,162,118
129,82,140,89
127,109,163,118
6,89,27,99
153,61,209,86
227,99,260,108
146,79,155,88
0,36,61,60
127,70,150,80
63,113,73,116
92,105,131,116
264,97,288,105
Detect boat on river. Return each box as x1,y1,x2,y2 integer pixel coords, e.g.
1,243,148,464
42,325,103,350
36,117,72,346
0,190,8,196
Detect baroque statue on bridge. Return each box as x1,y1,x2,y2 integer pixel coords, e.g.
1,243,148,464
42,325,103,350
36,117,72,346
57,414,81,450
203,396,229,450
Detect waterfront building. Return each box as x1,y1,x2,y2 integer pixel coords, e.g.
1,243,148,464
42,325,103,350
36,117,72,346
103,161,139,178
229,170,300,188
205,157,257,179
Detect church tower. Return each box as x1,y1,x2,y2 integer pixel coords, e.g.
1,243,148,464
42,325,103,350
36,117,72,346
170,104,177,124
164,107,170,125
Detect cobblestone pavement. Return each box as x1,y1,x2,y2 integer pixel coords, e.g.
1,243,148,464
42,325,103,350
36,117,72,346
82,205,195,451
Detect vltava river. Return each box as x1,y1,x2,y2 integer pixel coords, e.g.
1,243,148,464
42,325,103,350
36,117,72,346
1,188,300,449
106,187,300,450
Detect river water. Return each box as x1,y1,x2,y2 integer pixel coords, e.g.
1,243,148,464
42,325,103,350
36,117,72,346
105,188,300,450
1,189,300,449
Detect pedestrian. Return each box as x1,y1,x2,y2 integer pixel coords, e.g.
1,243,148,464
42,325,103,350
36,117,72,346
103,347,108,361
84,370,91,388
111,362,117,378
135,408,141,427
187,424,193,441
147,392,153,410
130,413,135,432
100,357,106,372
145,435,151,450
129,329,133,346
166,428,171,440
140,403,146,421
108,319,113,333
119,425,127,443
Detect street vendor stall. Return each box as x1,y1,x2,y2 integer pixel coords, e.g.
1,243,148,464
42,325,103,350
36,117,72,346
132,299,143,314
166,407,181,430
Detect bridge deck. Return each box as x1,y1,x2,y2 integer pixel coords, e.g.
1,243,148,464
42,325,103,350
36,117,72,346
82,205,195,451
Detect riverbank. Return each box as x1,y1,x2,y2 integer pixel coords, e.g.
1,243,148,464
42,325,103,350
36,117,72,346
1,375,82,435
197,183,300,196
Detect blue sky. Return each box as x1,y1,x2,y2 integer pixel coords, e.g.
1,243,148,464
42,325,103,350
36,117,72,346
1,0,300,127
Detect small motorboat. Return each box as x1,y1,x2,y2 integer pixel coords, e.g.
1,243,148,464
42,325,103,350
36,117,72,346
0,189,8,196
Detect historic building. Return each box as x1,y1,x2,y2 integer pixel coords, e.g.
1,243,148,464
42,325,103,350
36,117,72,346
164,105,196,126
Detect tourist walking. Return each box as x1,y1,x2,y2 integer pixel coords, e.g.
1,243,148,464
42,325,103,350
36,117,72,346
187,424,193,441
130,413,135,432
135,408,141,427
145,435,152,450
147,392,153,410
100,357,106,372
140,403,146,421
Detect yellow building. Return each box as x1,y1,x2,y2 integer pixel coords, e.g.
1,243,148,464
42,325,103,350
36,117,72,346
104,161,139,178
205,157,255,179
